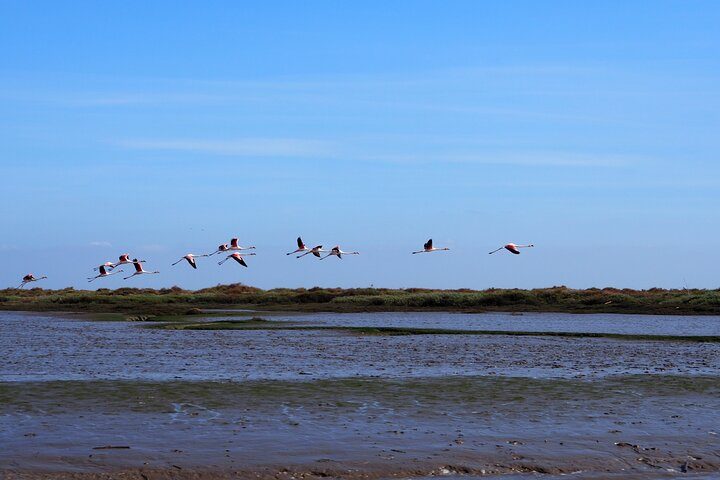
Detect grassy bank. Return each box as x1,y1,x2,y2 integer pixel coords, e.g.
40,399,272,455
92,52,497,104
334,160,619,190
1,284,719,316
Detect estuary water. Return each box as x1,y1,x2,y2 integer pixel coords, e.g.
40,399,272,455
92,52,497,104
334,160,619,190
2,310,720,478
1,311,719,381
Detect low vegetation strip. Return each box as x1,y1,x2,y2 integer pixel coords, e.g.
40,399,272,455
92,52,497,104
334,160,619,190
1,284,719,315
3,375,719,412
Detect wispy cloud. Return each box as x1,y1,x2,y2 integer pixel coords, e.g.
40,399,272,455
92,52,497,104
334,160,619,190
355,152,640,167
113,138,335,157
0,90,256,107
66,93,230,107
89,241,112,247
111,136,639,168
3,61,716,112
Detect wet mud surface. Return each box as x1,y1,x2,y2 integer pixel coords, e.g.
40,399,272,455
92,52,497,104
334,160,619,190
2,312,720,479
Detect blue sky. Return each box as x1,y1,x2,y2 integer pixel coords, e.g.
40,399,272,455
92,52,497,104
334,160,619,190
1,1,719,290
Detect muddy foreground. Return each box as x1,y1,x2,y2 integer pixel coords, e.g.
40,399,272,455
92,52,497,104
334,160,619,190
2,376,720,479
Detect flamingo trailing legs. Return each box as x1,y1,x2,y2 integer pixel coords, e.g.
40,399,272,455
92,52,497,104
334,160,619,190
412,238,450,254
488,243,534,255
320,246,360,260
123,259,160,279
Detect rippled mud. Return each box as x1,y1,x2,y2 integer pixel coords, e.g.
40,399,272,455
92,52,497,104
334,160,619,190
3,376,720,479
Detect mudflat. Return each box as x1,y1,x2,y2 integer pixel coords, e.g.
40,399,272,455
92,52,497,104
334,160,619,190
2,311,719,479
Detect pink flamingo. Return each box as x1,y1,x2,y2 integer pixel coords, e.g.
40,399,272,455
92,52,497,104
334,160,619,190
320,246,359,260
412,238,450,254
207,244,230,256
218,252,256,268
18,273,47,288
171,253,210,270
488,243,535,255
93,261,116,272
229,238,256,252
114,254,145,268
88,265,123,282
123,259,160,279
297,245,327,259
287,237,309,255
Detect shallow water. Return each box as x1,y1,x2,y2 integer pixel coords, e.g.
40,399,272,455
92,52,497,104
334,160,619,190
2,311,720,478
1,311,719,381
268,310,720,336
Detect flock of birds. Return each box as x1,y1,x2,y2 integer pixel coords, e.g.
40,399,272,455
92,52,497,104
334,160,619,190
16,237,534,288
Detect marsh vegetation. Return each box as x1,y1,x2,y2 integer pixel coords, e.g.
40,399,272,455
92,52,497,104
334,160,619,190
1,284,719,316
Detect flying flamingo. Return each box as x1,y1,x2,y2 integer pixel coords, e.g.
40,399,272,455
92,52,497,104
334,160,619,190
93,261,116,272
287,237,309,255
88,265,123,282
488,243,535,255
320,246,359,260
114,254,145,268
229,238,256,252
297,245,327,259
412,238,450,254
171,253,210,269
123,259,160,279
218,252,256,267
207,244,230,256
18,274,47,288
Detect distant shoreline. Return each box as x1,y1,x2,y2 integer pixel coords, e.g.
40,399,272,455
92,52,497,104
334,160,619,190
1,285,718,316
